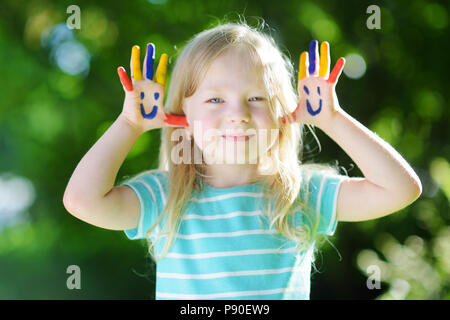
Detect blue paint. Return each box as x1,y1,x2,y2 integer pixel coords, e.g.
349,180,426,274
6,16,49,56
317,86,321,95
303,85,310,95
154,92,159,100
308,40,318,75
306,99,322,116
140,104,158,119
146,43,155,80
140,92,145,100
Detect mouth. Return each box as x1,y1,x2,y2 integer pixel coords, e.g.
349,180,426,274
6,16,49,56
221,134,255,142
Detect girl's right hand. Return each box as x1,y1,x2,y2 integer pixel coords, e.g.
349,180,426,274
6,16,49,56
117,43,188,134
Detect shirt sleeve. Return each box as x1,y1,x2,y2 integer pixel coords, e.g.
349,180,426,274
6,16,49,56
298,170,348,236
120,172,167,240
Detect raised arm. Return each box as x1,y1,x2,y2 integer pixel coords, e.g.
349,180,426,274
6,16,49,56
292,40,422,222
63,43,185,230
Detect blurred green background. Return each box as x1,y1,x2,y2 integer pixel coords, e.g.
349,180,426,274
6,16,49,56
0,0,449,299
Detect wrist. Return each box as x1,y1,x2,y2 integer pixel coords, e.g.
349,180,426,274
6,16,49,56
117,113,145,137
317,107,347,135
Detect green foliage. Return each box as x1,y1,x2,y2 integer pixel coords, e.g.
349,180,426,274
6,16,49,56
0,0,448,299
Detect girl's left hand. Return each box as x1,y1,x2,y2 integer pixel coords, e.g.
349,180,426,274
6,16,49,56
291,40,346,129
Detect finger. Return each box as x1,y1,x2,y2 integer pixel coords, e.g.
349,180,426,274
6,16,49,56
155,53,168,86
117,67,133,91
308,40,319,76
298,51,309,81
164,113,188,127
319,41,330,78
327,57,346,84
131,45,142,81
144,43,155,80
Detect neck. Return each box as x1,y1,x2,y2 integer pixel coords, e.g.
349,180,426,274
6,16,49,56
202,163,260,189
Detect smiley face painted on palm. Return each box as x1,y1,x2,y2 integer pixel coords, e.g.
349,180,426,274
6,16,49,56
140,91,159,119
117,44,189,127
291,40,345,124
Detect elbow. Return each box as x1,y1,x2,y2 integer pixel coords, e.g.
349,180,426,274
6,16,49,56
405,176,422,204
63,191,76,216
412,179,422,201
63,189,84,217
412,173,423,199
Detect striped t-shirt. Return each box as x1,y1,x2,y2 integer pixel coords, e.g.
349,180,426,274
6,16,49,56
122,169,346,300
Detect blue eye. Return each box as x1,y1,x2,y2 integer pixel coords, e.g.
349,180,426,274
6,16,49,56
208,98,222,103
249,97,264,101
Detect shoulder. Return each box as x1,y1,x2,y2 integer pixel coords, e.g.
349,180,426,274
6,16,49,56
122,169,168,185
119,170,168,202
300,162,344,182
298,163,348,200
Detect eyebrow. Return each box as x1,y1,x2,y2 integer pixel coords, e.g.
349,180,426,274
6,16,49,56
202,85,266,92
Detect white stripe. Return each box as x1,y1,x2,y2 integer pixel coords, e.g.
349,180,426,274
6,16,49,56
176,229,276,240
157,266,306,279
156,286,307,299
183,210,262,220
166,247,296,259
194,192,263,203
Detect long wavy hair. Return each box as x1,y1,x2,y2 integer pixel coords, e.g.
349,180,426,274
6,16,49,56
142,20,340,262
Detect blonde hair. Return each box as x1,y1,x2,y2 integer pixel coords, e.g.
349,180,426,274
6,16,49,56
143,20,341,262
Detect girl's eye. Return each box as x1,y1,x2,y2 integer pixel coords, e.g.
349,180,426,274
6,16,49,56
207,97,265,103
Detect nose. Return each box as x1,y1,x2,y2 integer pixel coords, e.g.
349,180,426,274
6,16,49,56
226,102,251,124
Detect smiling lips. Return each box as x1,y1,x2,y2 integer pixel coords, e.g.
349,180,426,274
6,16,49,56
221,134,255,142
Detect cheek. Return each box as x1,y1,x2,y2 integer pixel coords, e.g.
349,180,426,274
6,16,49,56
252,109,277,130
189,113,222,148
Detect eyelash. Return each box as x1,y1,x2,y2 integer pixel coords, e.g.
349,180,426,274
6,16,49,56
207,97,265,103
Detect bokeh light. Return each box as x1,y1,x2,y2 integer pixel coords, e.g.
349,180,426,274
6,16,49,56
0,173,35,229
42,23,91,76
343,53,366,79
52,41,91,76
423,3,448,30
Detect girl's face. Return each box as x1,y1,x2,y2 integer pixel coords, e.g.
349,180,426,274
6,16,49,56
183,47,279,165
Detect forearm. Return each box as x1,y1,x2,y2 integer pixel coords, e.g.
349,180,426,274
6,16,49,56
64,114,141,208
320,109,422,196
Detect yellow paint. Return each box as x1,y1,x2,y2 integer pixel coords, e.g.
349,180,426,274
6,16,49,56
319,41,330,77
299,51,308,80
132,45,142,80
155,53,168,86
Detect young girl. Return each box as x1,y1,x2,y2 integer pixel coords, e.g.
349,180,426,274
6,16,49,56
63,22,422,300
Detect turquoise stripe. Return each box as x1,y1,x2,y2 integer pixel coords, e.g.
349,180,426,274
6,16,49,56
177,214,271,235
156,271,299,295
158,250,302,274
122,181,157,240
156,292,286,300
188,196,262,213
167,233,296,255
121,173,168,240
319,176,342,235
